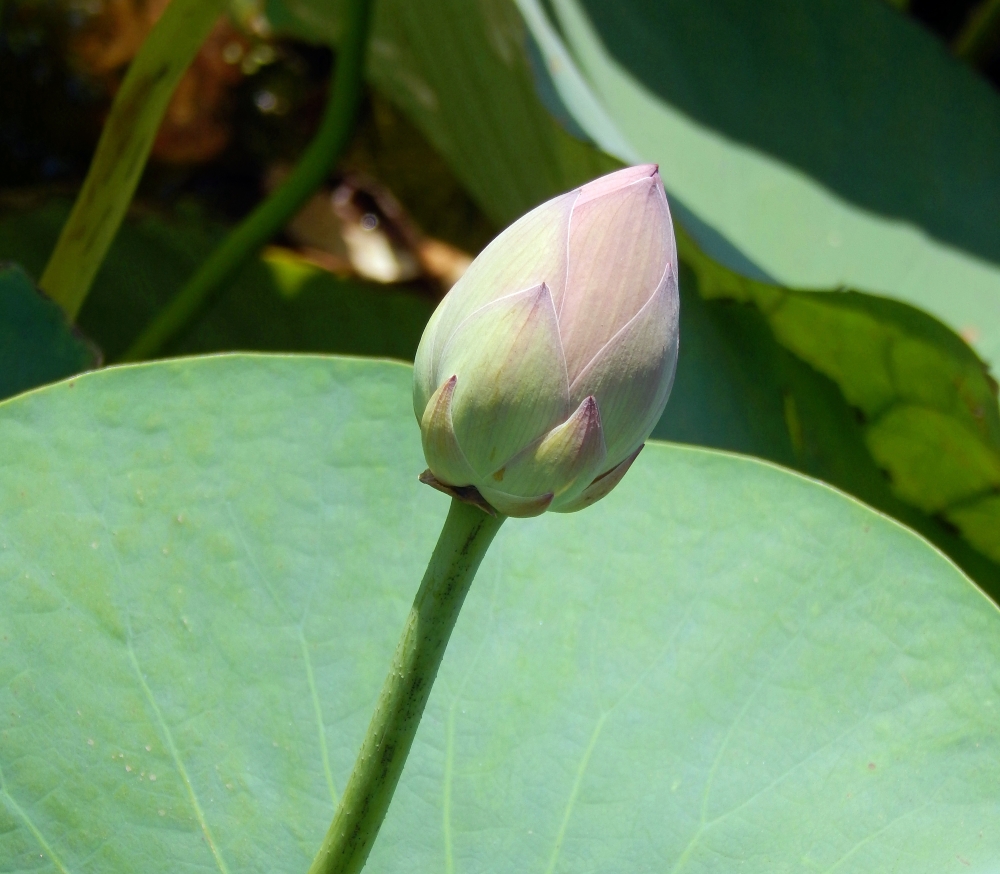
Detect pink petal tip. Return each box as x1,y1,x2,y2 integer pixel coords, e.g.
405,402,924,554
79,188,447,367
576,165,660,206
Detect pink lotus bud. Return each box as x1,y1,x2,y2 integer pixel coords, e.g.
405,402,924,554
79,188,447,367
413,165,679,517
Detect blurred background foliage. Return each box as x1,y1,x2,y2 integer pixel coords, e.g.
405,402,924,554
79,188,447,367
1,0,999,594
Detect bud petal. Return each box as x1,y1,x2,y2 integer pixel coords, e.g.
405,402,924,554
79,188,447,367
413,302,447,421
574,164,659,206
553,445,644,514
440,283,570,476
421,192,576,382
491,395,607,508
570,269,678,467
419,375,478,487
557,166,674,381
475,486,554,518
412,165,679,517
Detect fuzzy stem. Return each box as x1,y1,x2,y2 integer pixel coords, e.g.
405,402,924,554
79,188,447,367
39,0,227,319
119,0,374,363
307,498,505,874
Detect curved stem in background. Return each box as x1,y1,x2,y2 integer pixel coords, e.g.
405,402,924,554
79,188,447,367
307,498,505,874
39,0,227,319
954,0,1000,63
120,0,375,363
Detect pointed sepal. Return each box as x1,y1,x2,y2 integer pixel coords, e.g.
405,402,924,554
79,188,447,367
440,283,570,476
569,272,678,468
476,485,554,518
493,395,607,508
419,375,479,487
418,470,497,516
424,192,576,376
552,445,644,514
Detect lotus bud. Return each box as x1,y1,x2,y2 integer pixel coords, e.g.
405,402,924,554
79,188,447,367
413,165,679,517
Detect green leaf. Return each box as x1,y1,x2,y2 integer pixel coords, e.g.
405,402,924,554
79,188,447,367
519,0,1000,368
657,268,1000,594
676,228,1000,567
0,262,98,402
0,199,435,362
1,355,998,871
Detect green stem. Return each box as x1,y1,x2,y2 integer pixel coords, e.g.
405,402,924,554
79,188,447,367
308,498,505,874
119,0,374,363
954,0,1000,63
40,0,226,319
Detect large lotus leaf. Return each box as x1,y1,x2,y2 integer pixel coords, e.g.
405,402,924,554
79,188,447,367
0,199,434,362
1,355,998,872
518,0,1000,368
0,262,98,402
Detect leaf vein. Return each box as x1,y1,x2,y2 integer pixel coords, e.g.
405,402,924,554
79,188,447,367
300,629,338,805
0,763,73,874
543,711,608,874
127,641,231,874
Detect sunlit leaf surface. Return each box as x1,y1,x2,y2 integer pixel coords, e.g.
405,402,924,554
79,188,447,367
1,356,998,872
